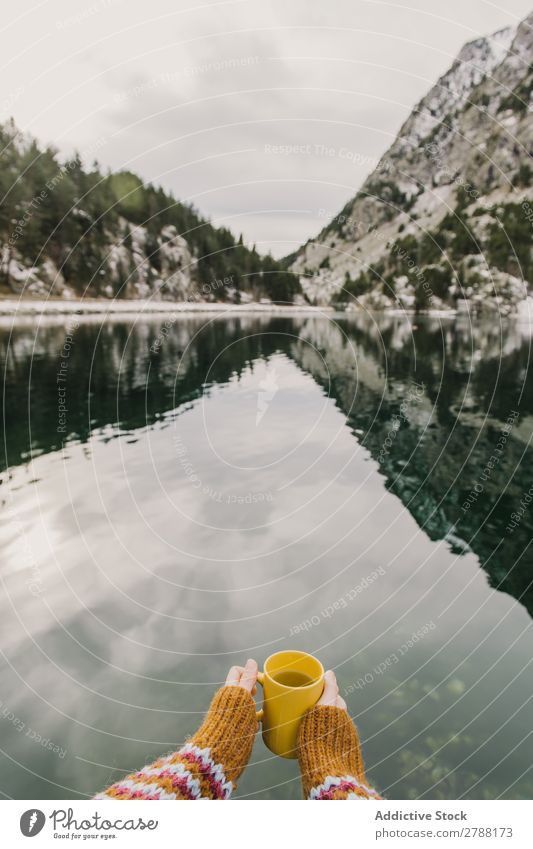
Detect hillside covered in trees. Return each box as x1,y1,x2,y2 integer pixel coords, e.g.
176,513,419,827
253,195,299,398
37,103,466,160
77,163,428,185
0,120,300,304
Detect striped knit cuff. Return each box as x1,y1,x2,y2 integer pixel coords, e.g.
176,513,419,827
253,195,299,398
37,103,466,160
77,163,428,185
297,705,382,800
94,742,234,800
309,774,382,800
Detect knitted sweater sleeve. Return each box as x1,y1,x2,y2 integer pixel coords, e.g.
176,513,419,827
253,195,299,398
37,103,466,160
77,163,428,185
94,686,257,800
297,705,382,800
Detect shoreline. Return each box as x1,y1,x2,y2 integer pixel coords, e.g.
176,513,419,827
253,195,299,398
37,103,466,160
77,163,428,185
0,297,531,323
0,298,334,317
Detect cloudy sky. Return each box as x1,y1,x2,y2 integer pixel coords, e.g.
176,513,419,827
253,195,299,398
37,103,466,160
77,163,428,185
2,0,532,256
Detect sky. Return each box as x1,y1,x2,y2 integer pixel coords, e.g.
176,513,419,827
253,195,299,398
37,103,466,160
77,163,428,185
2,0,532,257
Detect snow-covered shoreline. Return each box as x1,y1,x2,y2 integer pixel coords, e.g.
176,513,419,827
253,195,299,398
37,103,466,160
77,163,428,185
0,297,531,324
0,298,334,317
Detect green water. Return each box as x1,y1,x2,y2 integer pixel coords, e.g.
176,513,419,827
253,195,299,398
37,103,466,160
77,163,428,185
0,311,532,799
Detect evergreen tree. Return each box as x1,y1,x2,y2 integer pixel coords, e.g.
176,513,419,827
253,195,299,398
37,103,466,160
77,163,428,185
0,120,300,302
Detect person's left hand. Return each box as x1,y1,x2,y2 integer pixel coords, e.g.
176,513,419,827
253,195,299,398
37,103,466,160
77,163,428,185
225,658,258,695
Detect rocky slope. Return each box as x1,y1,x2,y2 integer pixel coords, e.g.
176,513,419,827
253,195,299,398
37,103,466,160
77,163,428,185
290,12,533,314
0,121,299,304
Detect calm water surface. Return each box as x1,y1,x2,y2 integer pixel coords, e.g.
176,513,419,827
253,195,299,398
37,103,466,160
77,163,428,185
1,312,532,799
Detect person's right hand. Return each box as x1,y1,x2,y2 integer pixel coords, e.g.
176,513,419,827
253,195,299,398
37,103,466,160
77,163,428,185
317,669,347,710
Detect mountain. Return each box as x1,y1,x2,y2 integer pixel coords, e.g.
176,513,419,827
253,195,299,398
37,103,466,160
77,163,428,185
0,120,300,304
289,12,533,314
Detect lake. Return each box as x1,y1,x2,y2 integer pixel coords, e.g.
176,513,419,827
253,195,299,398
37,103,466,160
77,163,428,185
1,311,532,800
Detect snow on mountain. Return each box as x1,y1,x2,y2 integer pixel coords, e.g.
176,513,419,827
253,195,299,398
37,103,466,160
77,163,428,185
398,24,516,150
290,11,533,314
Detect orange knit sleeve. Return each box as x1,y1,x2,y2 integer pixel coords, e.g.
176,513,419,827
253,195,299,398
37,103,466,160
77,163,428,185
297,705,382,800
95,686,257,800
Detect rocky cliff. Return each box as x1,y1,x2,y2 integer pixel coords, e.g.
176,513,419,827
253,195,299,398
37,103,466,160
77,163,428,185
290,12,533,314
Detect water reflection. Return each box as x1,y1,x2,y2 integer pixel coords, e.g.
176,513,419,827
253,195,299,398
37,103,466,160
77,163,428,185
3,313,532,615
0,312,532,800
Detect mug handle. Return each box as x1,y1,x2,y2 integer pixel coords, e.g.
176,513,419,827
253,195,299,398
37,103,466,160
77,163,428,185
255,671,264,721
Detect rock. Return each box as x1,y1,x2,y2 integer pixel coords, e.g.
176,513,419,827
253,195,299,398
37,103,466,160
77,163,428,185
290,11,533,314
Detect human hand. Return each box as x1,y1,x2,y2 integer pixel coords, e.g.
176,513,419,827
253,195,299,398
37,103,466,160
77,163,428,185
317,669,347,710
225,658,258,695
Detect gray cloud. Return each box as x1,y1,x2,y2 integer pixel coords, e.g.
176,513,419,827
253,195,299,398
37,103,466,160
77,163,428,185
2,0,531,256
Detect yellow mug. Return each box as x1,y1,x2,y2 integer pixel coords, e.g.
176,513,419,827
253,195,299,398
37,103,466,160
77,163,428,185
256,650,325,759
